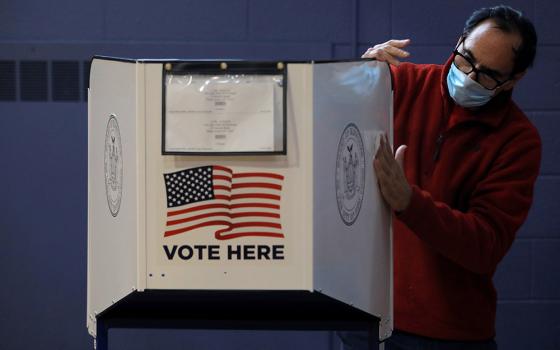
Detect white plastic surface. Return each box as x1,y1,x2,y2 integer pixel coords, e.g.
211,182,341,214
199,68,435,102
87,59,144,336
312,60,393,340
144,63,313,291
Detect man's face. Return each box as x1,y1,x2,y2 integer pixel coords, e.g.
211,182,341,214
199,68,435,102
460,19,524,92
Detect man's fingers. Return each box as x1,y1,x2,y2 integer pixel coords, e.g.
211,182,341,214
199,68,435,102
380,134,394,163
377,135,387,161
374,151,389,175
376,171,397,208
363,48,398,65
373,158,386,181
362,39,411,65
395,145,408,169
387,39,411,48
374,136,412,212
374,155,393,182
361,47,374,58
379,50,401,66
385,45,410,58
375,137,384,159
362,47,388,61
368,48,397,65
363,39,411,62
377,147,395,179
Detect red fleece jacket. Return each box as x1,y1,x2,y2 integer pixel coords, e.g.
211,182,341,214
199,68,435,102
390,57,541,340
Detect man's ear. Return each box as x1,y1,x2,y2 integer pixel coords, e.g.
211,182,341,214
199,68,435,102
499,70,526,92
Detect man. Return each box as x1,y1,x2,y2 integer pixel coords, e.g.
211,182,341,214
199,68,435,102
361,5,540,350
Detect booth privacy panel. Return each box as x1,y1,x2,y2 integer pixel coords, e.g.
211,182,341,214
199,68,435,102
144,62,313,291
87,59,146,335
87,57,392,340
312,61,393,339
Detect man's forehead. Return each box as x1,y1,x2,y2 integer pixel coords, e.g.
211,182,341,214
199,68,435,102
467,20,521,47
464,20,520,74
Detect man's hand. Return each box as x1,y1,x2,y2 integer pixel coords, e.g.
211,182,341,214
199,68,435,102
361,39,411,66
374,135,412,212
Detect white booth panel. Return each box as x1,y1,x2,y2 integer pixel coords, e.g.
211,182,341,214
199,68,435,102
312,61,393,340
143,63,313,291
87,59,145,334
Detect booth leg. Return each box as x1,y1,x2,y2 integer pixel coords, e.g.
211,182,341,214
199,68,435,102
95,319,108,350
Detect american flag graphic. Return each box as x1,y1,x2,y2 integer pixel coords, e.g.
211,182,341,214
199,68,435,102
163,165,284,240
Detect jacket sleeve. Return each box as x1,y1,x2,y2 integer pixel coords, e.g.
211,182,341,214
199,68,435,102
396,130,541,275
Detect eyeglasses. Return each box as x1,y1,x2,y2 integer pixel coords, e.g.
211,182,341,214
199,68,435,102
453,36,512,90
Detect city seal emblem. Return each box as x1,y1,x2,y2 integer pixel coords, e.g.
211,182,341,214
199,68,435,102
335,123,365,226
104,114,123,217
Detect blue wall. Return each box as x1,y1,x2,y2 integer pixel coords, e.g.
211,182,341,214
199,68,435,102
1,1,559,349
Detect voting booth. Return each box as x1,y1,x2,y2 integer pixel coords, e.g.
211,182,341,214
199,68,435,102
87,56,394,347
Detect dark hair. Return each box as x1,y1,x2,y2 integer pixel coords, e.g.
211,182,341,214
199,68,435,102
463,5,537,74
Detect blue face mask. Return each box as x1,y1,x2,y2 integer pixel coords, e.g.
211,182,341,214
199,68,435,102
446,63,495,108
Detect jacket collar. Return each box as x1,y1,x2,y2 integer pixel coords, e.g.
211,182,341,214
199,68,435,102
440,55,513,130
